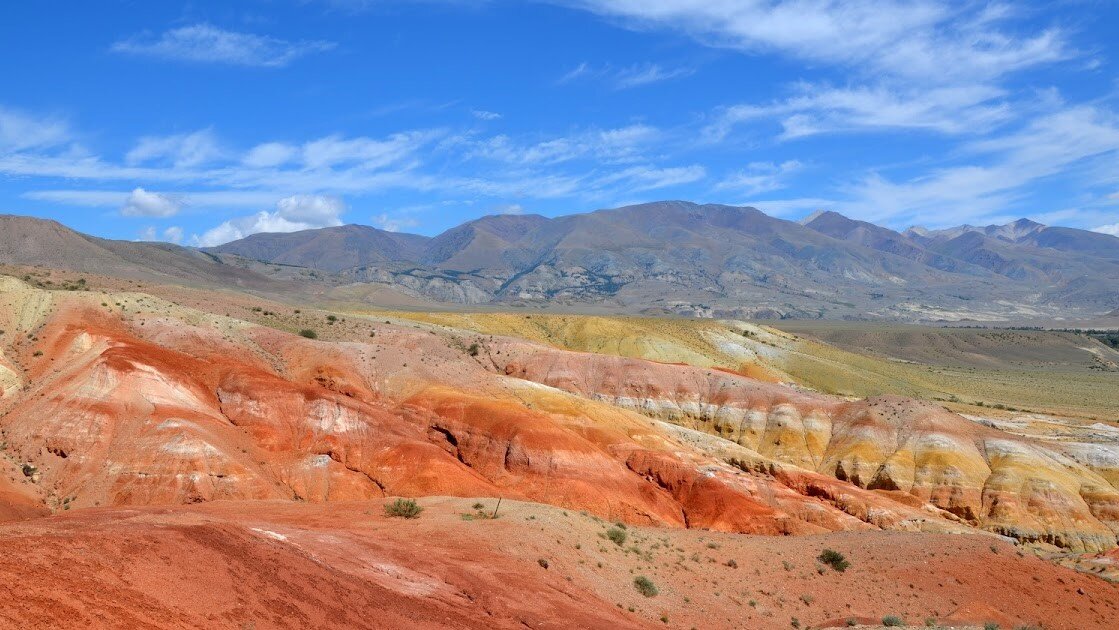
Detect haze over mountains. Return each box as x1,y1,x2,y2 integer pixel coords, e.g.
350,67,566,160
4,201,1118,321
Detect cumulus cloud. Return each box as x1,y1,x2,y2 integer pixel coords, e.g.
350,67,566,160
193,194,346,246
138,225,185,244
111,24,334,68
121,187,182,217
1093,223,1119,236
163,225,184,243
274,194,347,225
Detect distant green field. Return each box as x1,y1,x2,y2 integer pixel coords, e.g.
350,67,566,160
771,321,1119,420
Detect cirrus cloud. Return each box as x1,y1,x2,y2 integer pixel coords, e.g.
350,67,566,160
112,24,335,68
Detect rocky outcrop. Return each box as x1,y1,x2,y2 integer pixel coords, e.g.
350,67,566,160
1,277,1116,551
493,344,1119,551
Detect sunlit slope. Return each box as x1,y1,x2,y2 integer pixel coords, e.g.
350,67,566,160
369,310,1119,420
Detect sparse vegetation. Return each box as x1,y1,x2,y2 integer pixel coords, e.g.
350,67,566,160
883,615,905,627
467,342,480,356
299,329,318,339
818,548,850,572
633,575,658,597
384,498,423,519
606,526,627,546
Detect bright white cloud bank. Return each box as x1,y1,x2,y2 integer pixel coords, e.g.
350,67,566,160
193,194,346,246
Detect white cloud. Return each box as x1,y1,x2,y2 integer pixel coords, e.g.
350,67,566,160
556,1,1067,83
121,187,182,217
274,194,347,225
163,226,184,244
595,164,707,191
243,142,297,167
613,63,694,89
707,83,1012,141
493,203,525,215
468,124,659,165
471,110,502,120
111,24,334,68
138,225,184,244
1093,223,1119,236
558,62,595,84
717,160,801,194
372,213,419,232
557,62,693,89
0,107,70,153
25,189,285,209
300,131,439,169
193,194,346,246
126,130,224,167
844,105,1119,225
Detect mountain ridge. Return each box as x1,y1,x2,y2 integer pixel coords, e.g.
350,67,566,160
4,203,1118,321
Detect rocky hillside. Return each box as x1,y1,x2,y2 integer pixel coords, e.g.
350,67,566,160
204,201,1119,320
2,273,1117,553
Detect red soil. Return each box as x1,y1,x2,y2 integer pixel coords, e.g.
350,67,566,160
0,498,1115,630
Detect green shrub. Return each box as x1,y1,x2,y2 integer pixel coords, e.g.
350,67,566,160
384,498,423,519
633,575,658,597
883,615,904,627
984,624,999,630
818,548,850,572
299,329,317,339
606,526,627,546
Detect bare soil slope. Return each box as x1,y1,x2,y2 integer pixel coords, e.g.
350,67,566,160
1,499,1115,630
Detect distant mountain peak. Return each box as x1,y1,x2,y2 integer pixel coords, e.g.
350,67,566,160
799,210,828,225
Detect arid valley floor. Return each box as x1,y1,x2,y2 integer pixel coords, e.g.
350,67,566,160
1,264,1118,629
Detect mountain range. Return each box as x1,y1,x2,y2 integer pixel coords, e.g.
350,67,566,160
3,201,1117,321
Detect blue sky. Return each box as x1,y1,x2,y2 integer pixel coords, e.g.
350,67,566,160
1,1,1117,245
